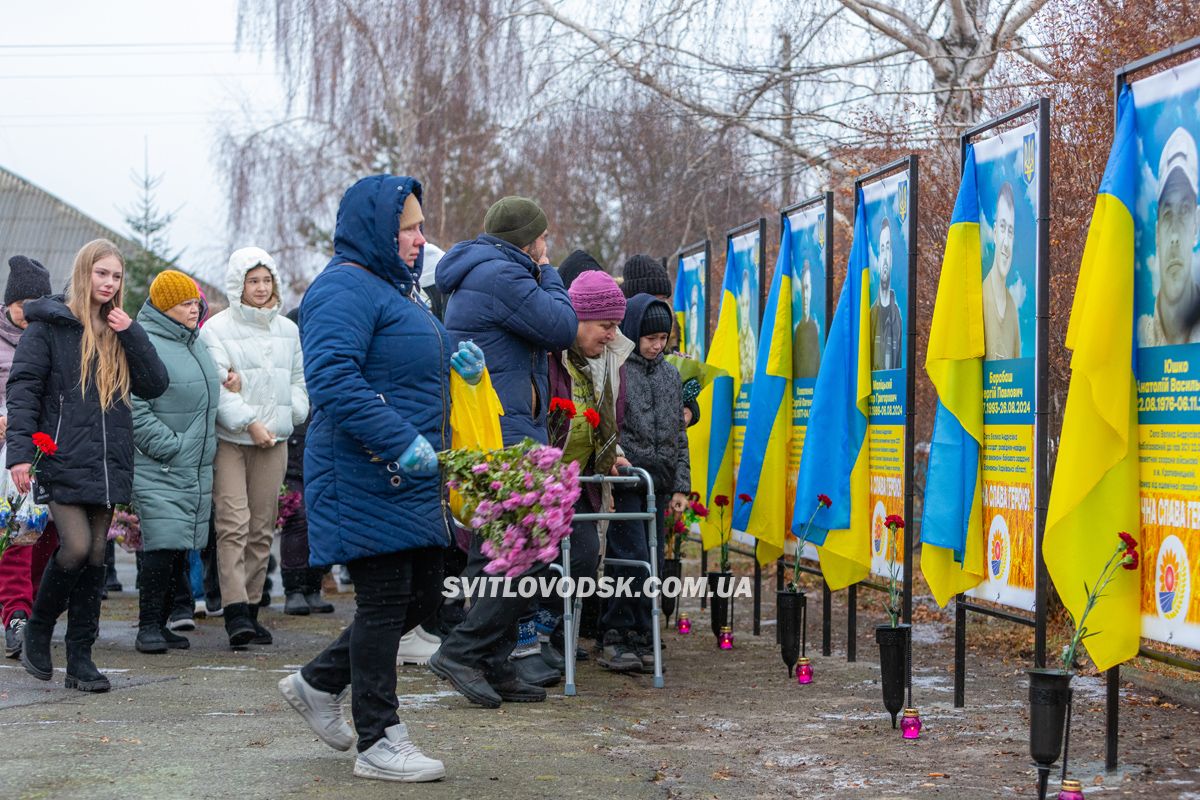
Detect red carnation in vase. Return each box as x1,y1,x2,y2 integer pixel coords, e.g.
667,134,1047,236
738,493,752,503
584,408,601,429
817,493,832,508
32,432,57,456
885,514,905,529
714,495,729,508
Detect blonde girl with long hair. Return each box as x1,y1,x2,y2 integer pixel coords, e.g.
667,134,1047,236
8,239,168,692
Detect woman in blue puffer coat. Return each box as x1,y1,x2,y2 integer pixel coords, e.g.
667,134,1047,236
277,175,482,784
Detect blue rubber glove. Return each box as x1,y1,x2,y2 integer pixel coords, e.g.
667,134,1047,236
450,340,485,385
397,434,439,476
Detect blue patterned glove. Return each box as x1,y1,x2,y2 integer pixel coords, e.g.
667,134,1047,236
450,340,485,385
397,434,439,476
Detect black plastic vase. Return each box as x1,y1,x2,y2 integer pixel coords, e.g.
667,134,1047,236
1028,668,1073,800
661,558,682,621
707,571,732,639
875,624,911,728
777,590,806,676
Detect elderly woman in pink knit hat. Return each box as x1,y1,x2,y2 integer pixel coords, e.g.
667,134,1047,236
516,268,635,663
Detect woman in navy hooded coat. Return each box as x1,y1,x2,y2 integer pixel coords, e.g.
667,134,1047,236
277,175,482,783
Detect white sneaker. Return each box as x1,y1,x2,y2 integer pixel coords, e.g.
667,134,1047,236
193,600,207,619
395,625,441,666
353,723,445,783
278,672,355,751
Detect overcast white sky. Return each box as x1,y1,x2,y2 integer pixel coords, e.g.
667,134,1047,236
0,1,284,285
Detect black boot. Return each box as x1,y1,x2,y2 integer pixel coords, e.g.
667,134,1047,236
247,603,273,645
136,551,170,654
104,539,122,594
223,602,256,648
304,568,334,614
64,565,111,692
157,552,189,650
282,568,309,616
21,558,77,680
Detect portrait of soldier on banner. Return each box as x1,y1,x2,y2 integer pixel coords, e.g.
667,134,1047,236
1137,126,1200,349
870,214,903,370
736,245,759,381
792,260,821,378
982,182,1022,359
687,281,703,355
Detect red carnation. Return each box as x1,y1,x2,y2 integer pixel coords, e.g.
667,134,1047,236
673,517,687,534
549,397,577,417
687,491,700,502
32,432,57,456
690,501,709,518
817,493,832,508
885,514,905,529
1118,531,1136,551
584,408,600,429
1123,549,1140,571
714,495,729,508
738,493,753,503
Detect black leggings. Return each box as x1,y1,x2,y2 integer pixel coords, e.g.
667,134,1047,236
48,503,113,573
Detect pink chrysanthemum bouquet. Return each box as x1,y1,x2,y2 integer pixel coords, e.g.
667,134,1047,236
441,441,581,577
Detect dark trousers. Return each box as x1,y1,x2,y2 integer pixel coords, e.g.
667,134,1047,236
171,552,193,614
301,547,443,752
435,535,532,682
279,479,310,571
201,508,221,608
424,545,468,636
535,503,600,619
439,498,601,678
599,490,666,635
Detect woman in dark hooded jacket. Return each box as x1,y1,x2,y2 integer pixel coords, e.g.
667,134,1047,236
277,174,483,784
9,238,168,692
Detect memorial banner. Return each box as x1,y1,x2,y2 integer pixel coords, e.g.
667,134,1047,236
674,245,709,360
862,171,911,580
967,121,1041,611
727,225,762,478
786,201,829,561
1132,59,1200,650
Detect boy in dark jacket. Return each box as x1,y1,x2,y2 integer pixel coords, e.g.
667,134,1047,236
598,294,690,672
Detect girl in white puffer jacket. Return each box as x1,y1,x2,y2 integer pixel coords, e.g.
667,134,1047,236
200,247,309,648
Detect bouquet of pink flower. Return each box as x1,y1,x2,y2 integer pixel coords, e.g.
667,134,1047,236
441,440,581,577
107,506,142,553
276,485,303,531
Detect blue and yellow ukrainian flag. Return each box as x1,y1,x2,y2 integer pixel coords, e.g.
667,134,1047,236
920,147,987,607
1044,86,1141,671
732,220,794,564
792,194,871,590
690,253,742,549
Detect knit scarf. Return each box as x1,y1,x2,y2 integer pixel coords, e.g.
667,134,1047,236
563,348,619,476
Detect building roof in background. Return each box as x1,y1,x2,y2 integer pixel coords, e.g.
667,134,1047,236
0,165,223,306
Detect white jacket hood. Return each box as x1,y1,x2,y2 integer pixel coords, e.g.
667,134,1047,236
226,246,284,326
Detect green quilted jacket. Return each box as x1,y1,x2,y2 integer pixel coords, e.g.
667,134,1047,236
131,301,220,551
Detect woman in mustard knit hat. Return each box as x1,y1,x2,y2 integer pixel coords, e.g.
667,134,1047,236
129,270,223,653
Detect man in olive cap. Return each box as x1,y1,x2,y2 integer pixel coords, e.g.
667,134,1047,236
432,196,579,707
